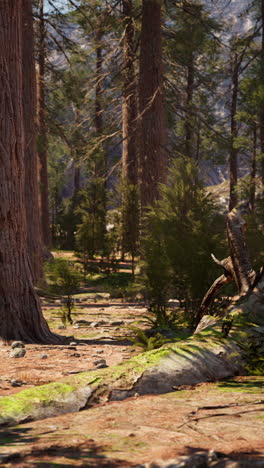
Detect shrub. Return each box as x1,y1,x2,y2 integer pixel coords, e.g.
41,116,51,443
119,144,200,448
141,158,226,328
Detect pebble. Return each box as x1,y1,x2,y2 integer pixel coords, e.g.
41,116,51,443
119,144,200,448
58,324,66,329
69,342,77,346
10,341,25,349
93,358,106,366
96,349,104,354
67,346,77,350
96,363,108,369
70,353,80,357
39,353,48,359
9,348,26,358
10,379,23,387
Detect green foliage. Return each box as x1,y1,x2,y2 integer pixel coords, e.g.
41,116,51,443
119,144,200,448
129,326,171,351
141,159,226,327
45,259,81,324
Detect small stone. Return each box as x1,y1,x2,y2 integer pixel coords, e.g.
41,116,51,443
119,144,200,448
10,379,23,387
93,358,106,366
96,363,108,369
70,353,81,357
96,349,104,354
69,341,77,346
114,327,120,331
58,324,66,329
10,341,25,349
9,348,26,358
73,324,80,329
39,353,48,359
67,346,77,350
134,393,139,397
110,320,124,326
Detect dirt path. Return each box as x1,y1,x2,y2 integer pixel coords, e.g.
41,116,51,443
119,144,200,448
0,295,143,396
0,295,264,466
0,378,264,466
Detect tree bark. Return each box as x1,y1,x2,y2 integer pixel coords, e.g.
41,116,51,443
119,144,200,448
23,0,44,285
122,0,138,186
37,0,51,247
0,0,63,344
260,0,264,195
121,0,139,262
249,123,257,211
185,55,194,159
229,50,239,211
138,0,167,210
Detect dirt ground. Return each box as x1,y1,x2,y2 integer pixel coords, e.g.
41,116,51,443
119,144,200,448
0,294,143,397
0,294,264,467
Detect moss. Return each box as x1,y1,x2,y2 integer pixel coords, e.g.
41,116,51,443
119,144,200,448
0,382,74,422
217,378,264,394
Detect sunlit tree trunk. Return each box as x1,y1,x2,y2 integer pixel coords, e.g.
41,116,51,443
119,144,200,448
37,0,51,247
23,0,44,284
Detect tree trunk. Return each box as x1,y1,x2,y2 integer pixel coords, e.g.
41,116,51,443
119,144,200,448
138,0,167,210
185,55,194,159
37,0,51,247
22,0,44,285
249,123,257,211
260,0,264,195
122,0,138,186
229,50,239,211
121,0,139,262
0,0,63,344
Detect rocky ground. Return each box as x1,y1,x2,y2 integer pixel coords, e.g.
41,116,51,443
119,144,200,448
0,293,264,467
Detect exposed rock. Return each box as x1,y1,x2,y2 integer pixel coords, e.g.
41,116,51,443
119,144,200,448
73,320,91,326
96,363,108,369
10,379,23,387
10,341,25,349
9,348,26,358
93,359,106,366
39,354,48,359
69,342,78,346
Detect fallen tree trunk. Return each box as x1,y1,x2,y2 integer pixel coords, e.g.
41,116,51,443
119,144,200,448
0,208,263,426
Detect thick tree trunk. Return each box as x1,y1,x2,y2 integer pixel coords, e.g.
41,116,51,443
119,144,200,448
260,0,264,195
23,0,44,285
229,50,239,211
37,0,51,247
0,0,63,344
121,0,139,261
138,0,167,210
122,0,138,186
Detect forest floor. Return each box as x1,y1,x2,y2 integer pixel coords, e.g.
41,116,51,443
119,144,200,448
0,260,264,466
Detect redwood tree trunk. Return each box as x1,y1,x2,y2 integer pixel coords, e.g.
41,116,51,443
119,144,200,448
0,0,62,343
121,0,139,262
23,0,44,284
260,0,264,194
138,0,167,210
122,0,138,185
37,0,51,247
229,50,239,211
